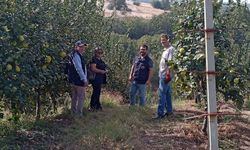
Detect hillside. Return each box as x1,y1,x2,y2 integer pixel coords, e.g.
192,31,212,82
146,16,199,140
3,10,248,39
104,0,166,19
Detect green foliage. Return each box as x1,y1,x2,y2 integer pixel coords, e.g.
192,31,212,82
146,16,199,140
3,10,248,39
245,99,250,110
214,2,250,108
0,117,61,149
149,13,174,35
171,0,250,107
0,0,108,118
104,33,137,99
88,119,131,142
57,98,151,149
151,0,170,10
171,0,205,99
109,14,173,39
151,1,162,9
133,2,141,6
107,0,129,11
110,17,151,39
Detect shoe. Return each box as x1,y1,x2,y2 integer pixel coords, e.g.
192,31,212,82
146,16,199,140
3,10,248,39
88,107,96,112
97,106,103,111
74,113,83,118
166,112,173,116
152,115,165,120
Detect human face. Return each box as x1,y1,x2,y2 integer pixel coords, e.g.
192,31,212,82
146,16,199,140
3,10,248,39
160,37,170,48
139,46,148,57
76,45,86,54
96,50,104,58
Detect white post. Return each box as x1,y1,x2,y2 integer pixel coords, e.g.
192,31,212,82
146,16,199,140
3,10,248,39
204,0,219,150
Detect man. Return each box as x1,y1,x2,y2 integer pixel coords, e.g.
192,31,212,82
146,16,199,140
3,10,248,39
155,34,175,119
129,44,153,106
68,40,88,116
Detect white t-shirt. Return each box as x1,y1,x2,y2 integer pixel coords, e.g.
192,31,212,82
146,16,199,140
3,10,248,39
159,46,175,78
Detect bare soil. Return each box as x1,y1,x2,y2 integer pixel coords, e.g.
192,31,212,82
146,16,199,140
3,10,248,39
134,101,250,150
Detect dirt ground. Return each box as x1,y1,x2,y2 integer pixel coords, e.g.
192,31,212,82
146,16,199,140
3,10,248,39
135,101,250,150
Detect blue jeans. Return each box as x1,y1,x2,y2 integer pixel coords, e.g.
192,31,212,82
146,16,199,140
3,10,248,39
129,81,146,106
157,78,172,116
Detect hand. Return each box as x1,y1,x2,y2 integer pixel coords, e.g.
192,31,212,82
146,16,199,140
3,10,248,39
84,81,88,86
102,70,108,74
128,76,134,82
164,78,171,84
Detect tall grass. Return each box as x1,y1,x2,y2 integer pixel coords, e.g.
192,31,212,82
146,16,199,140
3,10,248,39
245,99,250,110
57,90,153,149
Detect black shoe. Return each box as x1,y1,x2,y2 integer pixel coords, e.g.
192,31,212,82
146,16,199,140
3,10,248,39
96,106,103,111
152,115,165,120
166,112,173,116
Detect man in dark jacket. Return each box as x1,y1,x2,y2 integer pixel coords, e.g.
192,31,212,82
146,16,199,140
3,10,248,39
68,40,88,116
129,44,153,106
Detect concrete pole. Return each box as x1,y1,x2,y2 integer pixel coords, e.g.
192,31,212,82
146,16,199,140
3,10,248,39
204,0,219,150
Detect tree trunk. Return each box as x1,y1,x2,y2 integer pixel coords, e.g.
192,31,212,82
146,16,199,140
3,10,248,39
36,92,41,120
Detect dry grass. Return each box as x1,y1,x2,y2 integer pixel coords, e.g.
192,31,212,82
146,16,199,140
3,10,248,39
1,92,250,149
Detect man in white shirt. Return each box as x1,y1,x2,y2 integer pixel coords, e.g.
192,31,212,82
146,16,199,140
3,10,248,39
155,34,175,119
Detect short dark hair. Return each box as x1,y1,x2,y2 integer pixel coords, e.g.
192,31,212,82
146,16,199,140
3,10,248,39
139,44,148,50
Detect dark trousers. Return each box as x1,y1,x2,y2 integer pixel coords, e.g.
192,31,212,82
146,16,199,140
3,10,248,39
90,83,102,109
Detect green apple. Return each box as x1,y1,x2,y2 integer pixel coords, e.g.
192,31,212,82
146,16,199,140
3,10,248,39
42,64,48,70
6,64,12,71
45,56,52,63
18,35,25,42
59,51,67,58
234,78,240,84
179,48,185,54
15,65,21,72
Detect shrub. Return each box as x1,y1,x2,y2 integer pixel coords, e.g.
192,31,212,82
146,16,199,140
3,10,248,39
151,0,170,10
133,2,140,6
151,0,163,9
108,0,128,11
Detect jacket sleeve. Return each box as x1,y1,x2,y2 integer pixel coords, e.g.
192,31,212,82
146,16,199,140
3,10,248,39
72,53,87,82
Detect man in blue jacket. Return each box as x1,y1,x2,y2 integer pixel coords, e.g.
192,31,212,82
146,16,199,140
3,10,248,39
68,40,88,116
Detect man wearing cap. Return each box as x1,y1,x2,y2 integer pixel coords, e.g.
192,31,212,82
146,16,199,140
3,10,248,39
68,40,88,116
